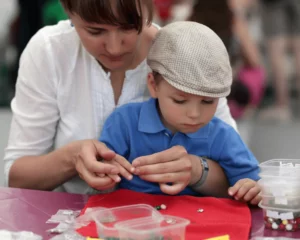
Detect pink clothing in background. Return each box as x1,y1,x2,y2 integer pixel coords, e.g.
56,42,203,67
229,67,265,119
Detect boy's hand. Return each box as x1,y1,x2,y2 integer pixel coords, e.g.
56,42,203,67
132,146,192,195
102,154,135,182
228,178,262,205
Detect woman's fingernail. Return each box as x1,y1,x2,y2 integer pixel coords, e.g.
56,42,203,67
128,175,133,180
131,167,135,173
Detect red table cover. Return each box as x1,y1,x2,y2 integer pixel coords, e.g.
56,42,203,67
77,189,251,240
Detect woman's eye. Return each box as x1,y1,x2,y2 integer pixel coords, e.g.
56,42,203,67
173,99,186,104
120,25,135,31
86,28,105,35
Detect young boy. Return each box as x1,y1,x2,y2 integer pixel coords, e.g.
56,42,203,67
99,21,261,204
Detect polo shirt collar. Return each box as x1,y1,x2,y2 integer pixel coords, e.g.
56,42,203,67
138,98,165,133
138,98,210,138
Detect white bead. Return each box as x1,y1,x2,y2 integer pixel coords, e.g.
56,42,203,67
271,222,278,229
286,224,293,231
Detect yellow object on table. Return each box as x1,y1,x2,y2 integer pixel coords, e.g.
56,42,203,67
205,235,230,240
87,237,102,240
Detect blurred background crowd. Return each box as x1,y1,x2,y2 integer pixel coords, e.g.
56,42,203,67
1,0,300,185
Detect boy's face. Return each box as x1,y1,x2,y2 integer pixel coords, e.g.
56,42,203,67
148,73,219,134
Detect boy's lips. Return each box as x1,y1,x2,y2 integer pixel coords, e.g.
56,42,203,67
183,123,202,128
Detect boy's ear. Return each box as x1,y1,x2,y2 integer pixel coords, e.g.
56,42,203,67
147,73,158,98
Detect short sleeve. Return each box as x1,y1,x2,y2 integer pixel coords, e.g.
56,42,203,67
99,111,130,158
212,128,260,186
3,29,59,186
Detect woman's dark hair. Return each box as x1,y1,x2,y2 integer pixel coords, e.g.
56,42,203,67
60,0,153,33
189,1,233,50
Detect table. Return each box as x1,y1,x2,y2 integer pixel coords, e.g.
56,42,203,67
0,187,299,239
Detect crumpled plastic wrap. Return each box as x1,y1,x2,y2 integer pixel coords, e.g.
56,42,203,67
0,230,42,240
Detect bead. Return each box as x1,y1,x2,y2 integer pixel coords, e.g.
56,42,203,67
279,223,285,230
155,204,167,210
293,224,298,230
265,222,272,229
272,222,279,230
289,219,297,224
274,219,282,225
160,204,167,210
197,208,204,213
296,218,300,224
282,220,288,225
267,217,274,223
286,224,293,231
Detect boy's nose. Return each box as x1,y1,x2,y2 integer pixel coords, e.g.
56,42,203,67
187,106,201,119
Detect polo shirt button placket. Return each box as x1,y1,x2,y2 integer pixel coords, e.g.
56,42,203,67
164,132,170,137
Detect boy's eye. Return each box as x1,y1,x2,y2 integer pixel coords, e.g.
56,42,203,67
202,99,214,104
88,30,104,35
173,99,186,104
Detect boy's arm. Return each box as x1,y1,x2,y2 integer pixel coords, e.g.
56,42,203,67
213,127,260,186
211,127,261,203
189,155,230,197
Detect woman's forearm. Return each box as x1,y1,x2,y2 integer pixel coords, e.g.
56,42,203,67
9,143,78,191
190,155,230,197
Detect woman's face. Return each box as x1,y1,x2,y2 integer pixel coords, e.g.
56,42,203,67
71,13,144,72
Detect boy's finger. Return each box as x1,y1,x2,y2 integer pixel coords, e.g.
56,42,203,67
132,146,187,167
234,181,257,200
106,173,121,182
243,186,261,202
113,161,133,181
228,179,246,196
160,182,186,195
250,193,262,205
114,154,135,173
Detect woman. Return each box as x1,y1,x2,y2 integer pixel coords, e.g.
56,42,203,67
4,0,236,196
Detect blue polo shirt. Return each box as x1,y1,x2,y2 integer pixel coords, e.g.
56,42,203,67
100,98,260,196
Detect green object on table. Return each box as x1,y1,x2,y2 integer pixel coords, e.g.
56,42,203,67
43,0,68,26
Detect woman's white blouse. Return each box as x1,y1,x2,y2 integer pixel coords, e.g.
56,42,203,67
3,20,237,194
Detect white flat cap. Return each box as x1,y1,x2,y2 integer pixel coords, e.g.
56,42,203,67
147,21,232,98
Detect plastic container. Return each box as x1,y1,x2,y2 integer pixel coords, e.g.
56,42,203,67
259,159,300,179
92,204,163,239
115,215,190,240
260,194,300,210
259,202,300,232
258,178,300,198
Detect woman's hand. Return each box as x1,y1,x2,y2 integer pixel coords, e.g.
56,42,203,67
132,146,200,195
72,140,133,190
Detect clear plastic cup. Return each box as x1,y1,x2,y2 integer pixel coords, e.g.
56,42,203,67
115,215,190,240
92,204,163,239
